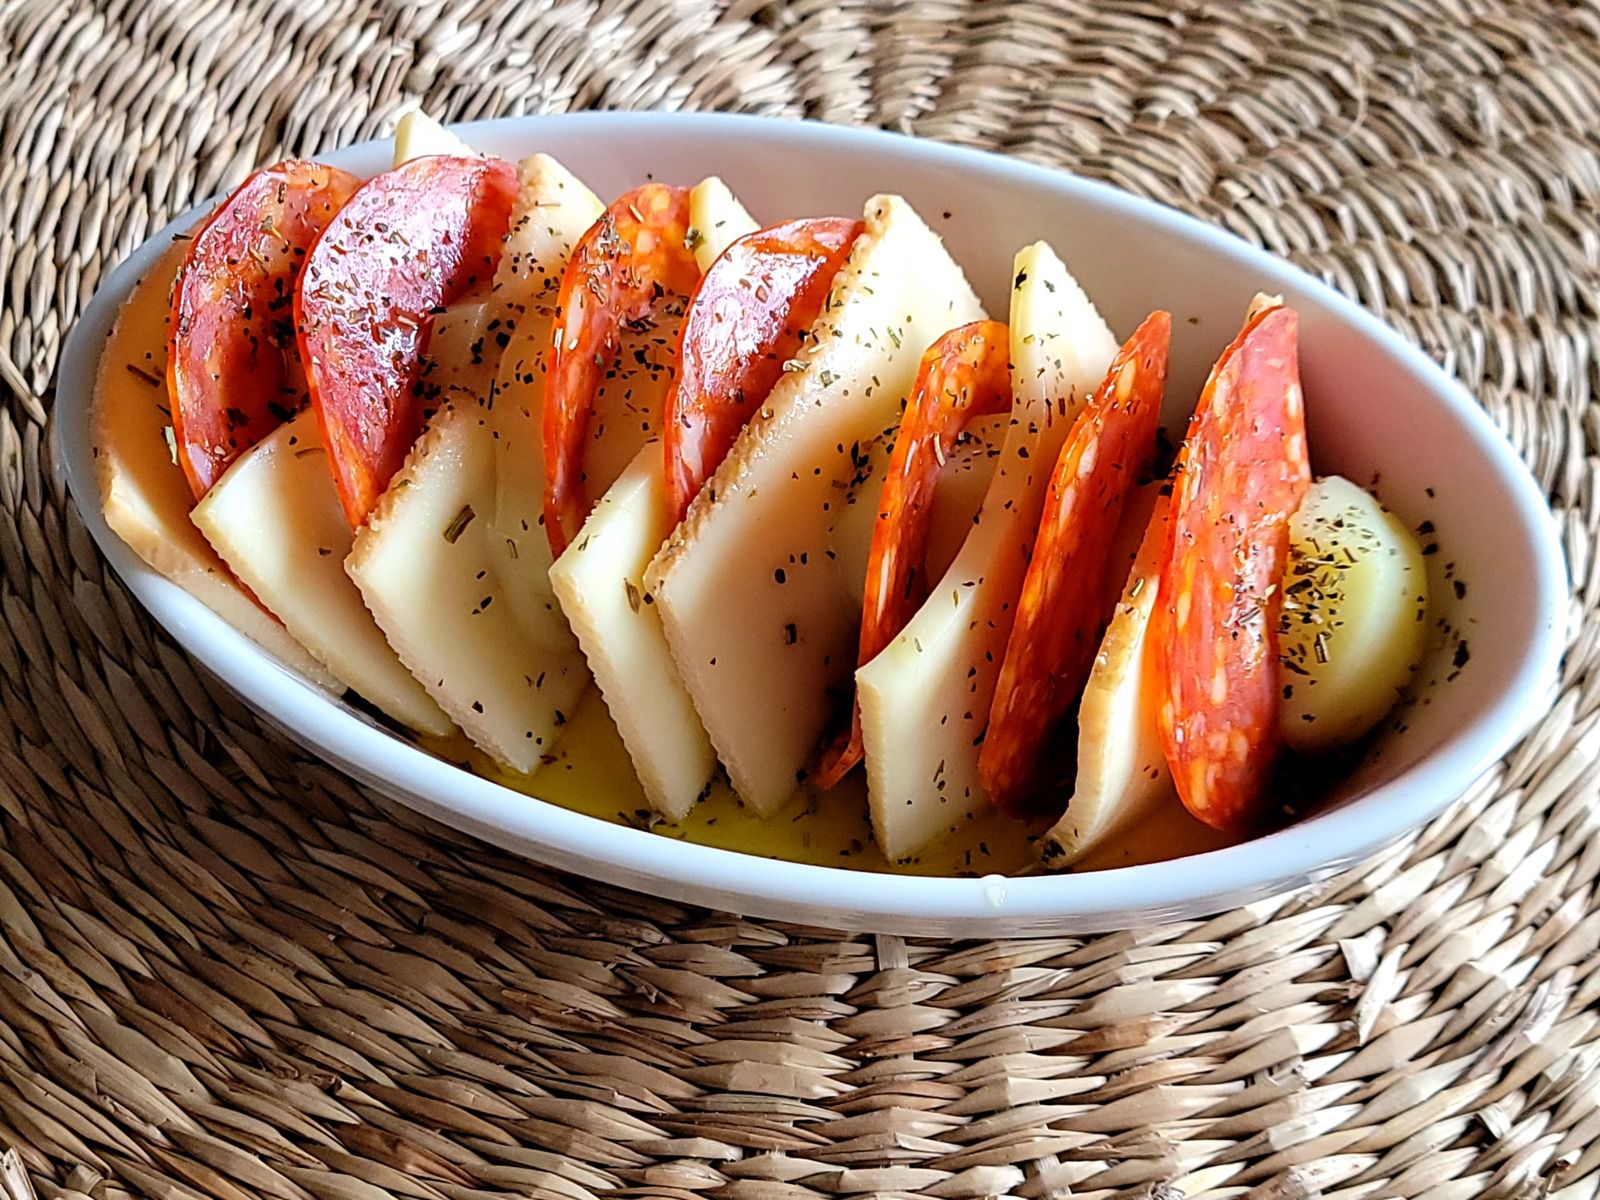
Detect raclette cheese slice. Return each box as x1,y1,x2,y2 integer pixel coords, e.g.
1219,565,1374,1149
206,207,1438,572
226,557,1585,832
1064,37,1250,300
393,109,475,160
550,452,714,819
647,195,985,817
1041,492,1172,866
688,177,756,272
857,242,1118,859
191,410,450,732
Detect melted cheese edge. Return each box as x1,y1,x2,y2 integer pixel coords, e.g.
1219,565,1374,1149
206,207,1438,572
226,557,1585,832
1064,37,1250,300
648,195,985,817
858,241,1118,859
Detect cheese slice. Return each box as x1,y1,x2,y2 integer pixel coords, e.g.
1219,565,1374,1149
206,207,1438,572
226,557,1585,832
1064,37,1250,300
347,154,605,772
648,195,985,817
1042,492,1172,867
858,241,1118,859
546,177,757,820
829,415,1009,611
93,241,336,689
393,109,476,160
192,411,451,733
689,176,757,271
550,451,714,819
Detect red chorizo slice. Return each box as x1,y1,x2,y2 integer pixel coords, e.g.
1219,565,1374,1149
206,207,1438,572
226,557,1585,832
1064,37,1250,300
980,312,1171,815
815,319,1013,789
297,155,518,528
167,160,361,498
1154,304,1310,831
543,184,702,556
663,217,861,525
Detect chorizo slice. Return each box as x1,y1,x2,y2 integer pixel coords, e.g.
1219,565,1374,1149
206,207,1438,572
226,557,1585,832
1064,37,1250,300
981,311,1170,814
297,155,518,527
168,160,361,498
815,319,1012,788
1153,303,1310,831
663,216,861,524
542,183,701,555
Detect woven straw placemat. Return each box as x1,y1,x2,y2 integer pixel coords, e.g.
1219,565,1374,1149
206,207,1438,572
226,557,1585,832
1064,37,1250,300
1,1,1597,1197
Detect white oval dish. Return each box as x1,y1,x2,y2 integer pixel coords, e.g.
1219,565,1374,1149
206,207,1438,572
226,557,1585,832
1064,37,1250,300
57,112,1567,935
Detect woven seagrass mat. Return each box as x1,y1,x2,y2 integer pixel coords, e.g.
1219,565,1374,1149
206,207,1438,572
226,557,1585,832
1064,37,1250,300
1,0,1598,1197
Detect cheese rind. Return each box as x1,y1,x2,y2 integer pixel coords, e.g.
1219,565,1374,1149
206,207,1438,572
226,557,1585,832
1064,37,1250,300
858,241,1118,859
192,411,451,733
648,195,985,817
94,242,336,689
550,448,716,820
346,155,605,771
1043,493,1172,866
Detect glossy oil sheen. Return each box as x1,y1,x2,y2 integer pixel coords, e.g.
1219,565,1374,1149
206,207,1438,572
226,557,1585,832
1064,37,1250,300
58,113,1566,934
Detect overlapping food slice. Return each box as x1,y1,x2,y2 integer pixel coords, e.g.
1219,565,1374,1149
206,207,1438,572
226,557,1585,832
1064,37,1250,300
192,407,449,732
855,243,1118,859
1154,301,1310,830
647,196,986,818
94,238,335,687
160,156,456,729
343,135,603,770
1040,491,1172,865
981,312,1170,812
815,319,1013,789
299,154,519,527
167,161,362,496
191,144,522,735
825,410,1009,622
1033,299,1424,863
545,183,766,819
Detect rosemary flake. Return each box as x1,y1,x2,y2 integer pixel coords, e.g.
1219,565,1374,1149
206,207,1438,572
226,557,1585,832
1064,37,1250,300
443,504,476,543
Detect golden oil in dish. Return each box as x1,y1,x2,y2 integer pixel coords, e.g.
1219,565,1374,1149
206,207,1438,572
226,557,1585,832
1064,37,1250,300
424,687,1042,876
425,687,1234,877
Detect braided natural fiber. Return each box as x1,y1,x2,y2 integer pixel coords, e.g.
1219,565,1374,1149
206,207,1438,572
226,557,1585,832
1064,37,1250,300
1,0,1597,1196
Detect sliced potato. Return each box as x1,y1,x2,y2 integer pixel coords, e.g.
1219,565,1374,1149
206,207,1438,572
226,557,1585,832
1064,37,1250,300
1278,474,1428,751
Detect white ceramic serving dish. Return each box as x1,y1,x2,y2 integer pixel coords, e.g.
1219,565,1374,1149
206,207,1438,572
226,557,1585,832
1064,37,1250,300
58,112,1566,935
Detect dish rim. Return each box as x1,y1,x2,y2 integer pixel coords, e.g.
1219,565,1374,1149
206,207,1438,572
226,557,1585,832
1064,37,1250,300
56,110,1568,934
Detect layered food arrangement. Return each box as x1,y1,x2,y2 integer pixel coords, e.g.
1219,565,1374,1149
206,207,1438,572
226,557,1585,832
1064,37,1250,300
94,112,1431,873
